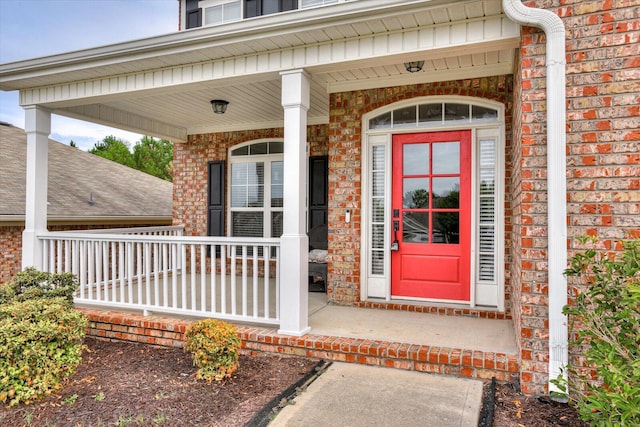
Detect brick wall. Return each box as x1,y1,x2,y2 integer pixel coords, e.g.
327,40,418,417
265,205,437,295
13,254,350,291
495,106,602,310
0,223,171,285
327,76,514,305
513,0,640,395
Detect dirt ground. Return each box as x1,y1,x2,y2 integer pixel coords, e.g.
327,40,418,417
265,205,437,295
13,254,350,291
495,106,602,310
0,338,319,427
490,381,587,427
1,338,586,427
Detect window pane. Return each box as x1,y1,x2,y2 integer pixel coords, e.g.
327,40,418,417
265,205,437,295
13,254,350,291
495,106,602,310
271,212,283,238
372,198,385,222
393,106,416,128
371,250,384,275
403,178,430,208
302,0,336,7
403,212,429,243
444,103,469,123
231,163,264,207
478,253,495,281
432,178,459,209
269,141,283,154
231,145,248,156
372,171,385,197
271,161,283,207
262,0,280,15
472,105,498,122
432,212,459,244
369,111,391,129
418,103,442,125
250,142,268,155
204,5,223,25
372,224,385,248
232,212,263,237
224,1,241,21
372,145,385,170
403,143,429,175
432,142,459,174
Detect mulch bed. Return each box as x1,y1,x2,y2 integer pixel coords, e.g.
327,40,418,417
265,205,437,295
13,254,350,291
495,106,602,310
1,338,590,427
0,338,320,427
489,381,588,427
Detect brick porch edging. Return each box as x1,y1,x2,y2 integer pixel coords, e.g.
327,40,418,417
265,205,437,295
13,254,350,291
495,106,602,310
79,308,519,382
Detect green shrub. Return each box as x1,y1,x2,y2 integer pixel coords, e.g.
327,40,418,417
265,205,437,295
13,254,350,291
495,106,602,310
0,267,79,305
184,319,241,382
0,297,87,406
559,237,640,426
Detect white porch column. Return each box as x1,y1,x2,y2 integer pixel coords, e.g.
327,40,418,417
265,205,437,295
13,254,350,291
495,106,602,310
278,69,311,336
22,106,51,270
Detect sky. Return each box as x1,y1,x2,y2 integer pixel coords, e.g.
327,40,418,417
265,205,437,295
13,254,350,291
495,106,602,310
0,0,178,150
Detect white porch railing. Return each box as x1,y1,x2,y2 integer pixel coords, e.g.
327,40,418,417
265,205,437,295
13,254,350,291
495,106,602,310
37,227,280,326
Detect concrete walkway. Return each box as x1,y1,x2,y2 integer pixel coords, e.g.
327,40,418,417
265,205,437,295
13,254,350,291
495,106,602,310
270,362,483,427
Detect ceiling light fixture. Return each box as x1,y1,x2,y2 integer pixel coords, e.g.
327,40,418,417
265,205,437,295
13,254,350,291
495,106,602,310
210,99,229,114
404,61,425,73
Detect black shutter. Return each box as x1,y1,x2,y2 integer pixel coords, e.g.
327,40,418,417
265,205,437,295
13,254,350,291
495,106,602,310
186,9,202,29
244,0,259,18
185,0,202,29
208,161,225,256
308,155,328,230
281,0,297,12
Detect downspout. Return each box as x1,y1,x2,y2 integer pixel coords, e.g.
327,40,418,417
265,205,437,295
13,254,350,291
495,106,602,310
501,0,568,400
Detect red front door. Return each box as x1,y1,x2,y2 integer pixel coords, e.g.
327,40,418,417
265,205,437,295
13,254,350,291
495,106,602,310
391,131,471,301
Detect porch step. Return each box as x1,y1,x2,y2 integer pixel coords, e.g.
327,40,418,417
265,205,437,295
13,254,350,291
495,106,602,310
80,308,519,383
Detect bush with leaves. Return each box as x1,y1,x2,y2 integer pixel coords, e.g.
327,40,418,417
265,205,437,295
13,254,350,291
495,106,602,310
184,319,241,382
0,267,79,305
0,297,88,406
559,237,640,426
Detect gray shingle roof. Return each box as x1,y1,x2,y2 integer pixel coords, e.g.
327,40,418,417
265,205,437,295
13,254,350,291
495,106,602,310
0,123,173,221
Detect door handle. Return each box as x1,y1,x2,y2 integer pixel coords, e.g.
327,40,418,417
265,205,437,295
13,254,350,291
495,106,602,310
391,220,399,251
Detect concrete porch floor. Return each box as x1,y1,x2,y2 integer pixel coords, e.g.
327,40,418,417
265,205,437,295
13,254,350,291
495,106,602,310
308,296,517,354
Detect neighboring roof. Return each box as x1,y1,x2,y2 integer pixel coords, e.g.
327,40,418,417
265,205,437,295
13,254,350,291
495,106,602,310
0,122,173,222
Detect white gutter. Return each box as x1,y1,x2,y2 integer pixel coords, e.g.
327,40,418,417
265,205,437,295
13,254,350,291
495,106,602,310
501,0,568,400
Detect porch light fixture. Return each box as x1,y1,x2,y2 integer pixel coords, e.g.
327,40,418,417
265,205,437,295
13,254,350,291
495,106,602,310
210,99,229,114
404,61,425,73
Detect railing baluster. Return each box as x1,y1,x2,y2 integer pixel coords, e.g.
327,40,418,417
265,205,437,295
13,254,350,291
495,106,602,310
242,245,248,317
96,241,103,301
87,240,94,300
174,243,180,309
189,245,197,310
110,241,116,302
162,243,169,308
135,242,142,305
211,245,217,314
154,243,160,306
230,245,237,316
118,242,125,303
264,245,270,320
199,245,206,311
221,245,227,315
253,245,259,318
144,242,151,307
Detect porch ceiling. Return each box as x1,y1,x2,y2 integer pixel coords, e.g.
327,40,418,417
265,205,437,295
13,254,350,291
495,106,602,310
0,0,519,141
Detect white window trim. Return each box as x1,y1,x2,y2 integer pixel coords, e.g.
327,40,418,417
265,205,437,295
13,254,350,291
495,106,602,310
361,96,505,310
227,139,284,239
